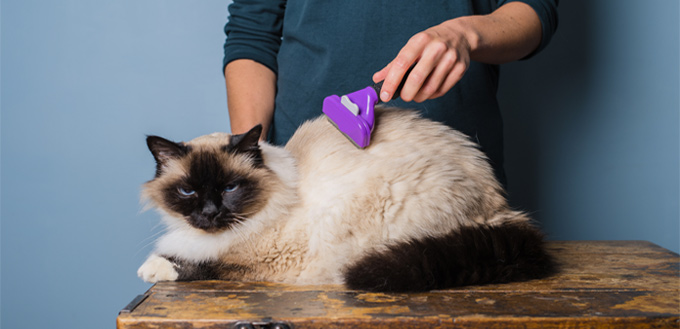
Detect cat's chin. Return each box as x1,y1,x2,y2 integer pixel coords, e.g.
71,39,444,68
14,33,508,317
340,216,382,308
187,216,241,234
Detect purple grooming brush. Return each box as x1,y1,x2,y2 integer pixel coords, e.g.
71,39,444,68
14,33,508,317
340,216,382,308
322,86,379,148
323,68,412,148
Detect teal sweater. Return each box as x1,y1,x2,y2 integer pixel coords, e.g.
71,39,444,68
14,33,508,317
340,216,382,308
223,0,558,183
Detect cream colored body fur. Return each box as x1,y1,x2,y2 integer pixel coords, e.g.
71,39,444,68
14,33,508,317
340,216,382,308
138,109,528,284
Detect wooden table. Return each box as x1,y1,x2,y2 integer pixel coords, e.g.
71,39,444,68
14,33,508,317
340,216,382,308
118,241,680,328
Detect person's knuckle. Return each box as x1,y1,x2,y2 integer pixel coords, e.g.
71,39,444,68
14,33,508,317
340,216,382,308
440,52,457,68
393,58,411,70
409,70,428,84
411,31,433,44
421,83,437,96
428,41,448,56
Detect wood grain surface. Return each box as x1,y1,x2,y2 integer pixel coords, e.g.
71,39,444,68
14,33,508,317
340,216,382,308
117,241,680,329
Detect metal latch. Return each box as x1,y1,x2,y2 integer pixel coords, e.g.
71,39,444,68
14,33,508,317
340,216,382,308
233,320,292,329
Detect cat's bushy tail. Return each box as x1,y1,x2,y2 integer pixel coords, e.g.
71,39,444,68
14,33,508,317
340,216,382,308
343,221,556,292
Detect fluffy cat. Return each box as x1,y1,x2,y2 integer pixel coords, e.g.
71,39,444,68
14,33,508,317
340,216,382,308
137,108,555,292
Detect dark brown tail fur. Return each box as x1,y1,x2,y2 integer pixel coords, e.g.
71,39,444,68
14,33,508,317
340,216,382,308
343,221,557,292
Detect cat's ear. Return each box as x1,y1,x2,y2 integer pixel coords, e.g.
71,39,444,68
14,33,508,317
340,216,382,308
146,136,188,176
224,124,264,167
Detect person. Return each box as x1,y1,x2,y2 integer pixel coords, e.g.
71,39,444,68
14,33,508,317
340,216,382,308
223,1,558,185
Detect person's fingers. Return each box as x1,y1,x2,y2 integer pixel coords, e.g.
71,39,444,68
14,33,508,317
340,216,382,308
432,60,468,99
376,23,472,102
378,33,429,102
400,39,447,102
372,63,390,84
412,47,457,103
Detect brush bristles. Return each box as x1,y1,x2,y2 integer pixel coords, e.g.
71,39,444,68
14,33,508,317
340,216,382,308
325,116,363,149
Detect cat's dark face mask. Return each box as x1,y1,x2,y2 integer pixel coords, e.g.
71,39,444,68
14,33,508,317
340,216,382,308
168,151,260,233
147,125,266,233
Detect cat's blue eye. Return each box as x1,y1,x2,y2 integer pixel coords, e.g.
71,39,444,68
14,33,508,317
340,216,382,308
178,187,196,196
224,184,239,193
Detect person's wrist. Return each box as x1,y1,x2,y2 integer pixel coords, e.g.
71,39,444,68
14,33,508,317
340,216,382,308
444,16,483,60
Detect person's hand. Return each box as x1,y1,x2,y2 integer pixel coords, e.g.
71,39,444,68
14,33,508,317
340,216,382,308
373,2,543,104
373,19,473,103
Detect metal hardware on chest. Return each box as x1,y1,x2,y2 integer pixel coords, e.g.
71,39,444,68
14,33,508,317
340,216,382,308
233,320,292,329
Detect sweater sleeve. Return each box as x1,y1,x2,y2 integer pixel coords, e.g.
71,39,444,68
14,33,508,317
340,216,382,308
223,0,286,75
500,0,559,58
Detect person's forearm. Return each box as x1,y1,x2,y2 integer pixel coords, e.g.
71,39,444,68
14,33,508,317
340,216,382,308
460,2,542,64
225,59,276,140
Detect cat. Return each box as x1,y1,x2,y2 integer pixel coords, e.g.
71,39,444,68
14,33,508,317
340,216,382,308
137,108,556,292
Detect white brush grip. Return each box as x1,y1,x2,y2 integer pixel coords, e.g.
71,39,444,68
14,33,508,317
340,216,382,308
340,95,360,115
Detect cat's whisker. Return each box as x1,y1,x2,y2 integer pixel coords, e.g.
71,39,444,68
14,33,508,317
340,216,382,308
150,220,165,232
231,214,248,224
232,215,250,224
135,225,169,248
134,228,169,256
232,214,265,239
229,223,257,256
230,217,255,240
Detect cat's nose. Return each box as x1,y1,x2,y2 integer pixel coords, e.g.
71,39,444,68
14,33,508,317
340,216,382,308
201,202,218,216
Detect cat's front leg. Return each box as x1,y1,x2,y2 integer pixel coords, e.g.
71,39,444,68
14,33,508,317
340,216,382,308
138,253,237,282
137,254,179,283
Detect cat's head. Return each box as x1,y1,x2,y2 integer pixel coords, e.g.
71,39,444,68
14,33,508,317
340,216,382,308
142,125,275,233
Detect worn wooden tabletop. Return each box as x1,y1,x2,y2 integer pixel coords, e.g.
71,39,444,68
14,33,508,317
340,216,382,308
118,241,680,329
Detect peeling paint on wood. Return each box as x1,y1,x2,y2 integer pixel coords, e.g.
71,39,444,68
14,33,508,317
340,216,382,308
118,241,680,329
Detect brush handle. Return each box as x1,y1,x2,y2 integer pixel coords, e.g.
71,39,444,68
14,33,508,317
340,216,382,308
371,65,415,103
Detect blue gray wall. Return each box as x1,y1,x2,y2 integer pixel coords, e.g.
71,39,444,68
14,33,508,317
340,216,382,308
2,1,230,328
500,1,679,252
1,1,678,328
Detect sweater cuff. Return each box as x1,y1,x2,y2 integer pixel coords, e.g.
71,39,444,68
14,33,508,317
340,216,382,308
502,0,559,59
222,47,278,76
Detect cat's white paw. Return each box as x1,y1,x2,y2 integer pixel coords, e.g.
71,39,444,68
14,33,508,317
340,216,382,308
137,254,179,283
